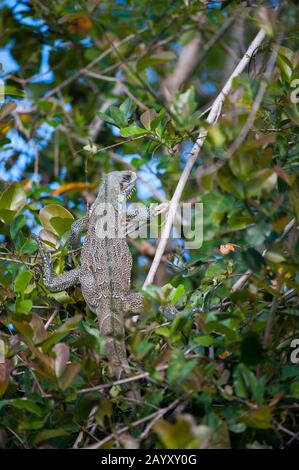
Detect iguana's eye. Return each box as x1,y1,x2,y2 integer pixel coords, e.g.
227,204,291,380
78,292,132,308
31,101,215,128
122,172,132,182
120,172,133,191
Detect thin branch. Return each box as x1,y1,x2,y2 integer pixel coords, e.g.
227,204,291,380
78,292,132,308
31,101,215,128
230,217,296,294
44,307,59,330
45,30,145,99
84,398,181,449
225,38,281,159
77,364,168,395
144,27,268,287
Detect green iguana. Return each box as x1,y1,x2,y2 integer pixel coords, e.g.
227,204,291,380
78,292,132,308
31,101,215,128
33,171,168,379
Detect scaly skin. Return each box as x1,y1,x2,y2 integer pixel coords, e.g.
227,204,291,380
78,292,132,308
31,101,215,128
34,171,150,379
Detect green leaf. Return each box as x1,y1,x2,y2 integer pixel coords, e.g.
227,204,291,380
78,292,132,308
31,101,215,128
109,106,128,128
281,365,299,380
172,86,197,117
33,428,69,445
41,315,82,351
194,335,215,346
205,262,227,281
39,204,74,237
81,322,106,355
15,299,33,314
0,183,26,224
229,152,254,181
0,399,44,416
290,382,299,398
277,46,294,82
10,214,26,240
228,422,247,433
233,364,249,399
169,312,190,342
50,216,74,236
246,169,277,198
240,332,263,366
95,397,113,428
3,85,26,98
97,111,118,126
136,51,176,72
14,270,32,294
217,164,245,199
167,352,196,384
119,124,149,137
245,406,273,429
246,221,271,246
155,325,171,338
255,376,265,406
264,251,286,263
119,98,133,119
161,283,185,303
47,291,75,304
205,321,237,342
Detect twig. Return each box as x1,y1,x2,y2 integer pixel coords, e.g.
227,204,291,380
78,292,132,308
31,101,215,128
139,399,184,441
44,307,59,330
77,364,168,395
230,270,252,293
225,37,281,159
73,405,98,449
84,398,181,449
144,27,268,287
45,30,145,99
230,217,296,294
6,427,28,449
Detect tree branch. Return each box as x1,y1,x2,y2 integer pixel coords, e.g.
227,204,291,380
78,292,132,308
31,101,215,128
143,27,268,287
84,398,181,449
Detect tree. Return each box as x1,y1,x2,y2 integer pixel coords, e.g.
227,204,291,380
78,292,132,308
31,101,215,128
0,0,299,449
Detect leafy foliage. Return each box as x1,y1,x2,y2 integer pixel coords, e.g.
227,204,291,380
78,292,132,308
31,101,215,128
0,0,299,449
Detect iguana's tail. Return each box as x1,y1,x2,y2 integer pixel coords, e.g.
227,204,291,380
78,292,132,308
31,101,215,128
96,305,130,380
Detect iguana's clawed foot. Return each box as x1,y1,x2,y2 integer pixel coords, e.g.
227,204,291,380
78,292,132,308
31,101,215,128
159,304,180,320
152,201,169,217
124,293,144,313
32,234,50,263
32,233,80,291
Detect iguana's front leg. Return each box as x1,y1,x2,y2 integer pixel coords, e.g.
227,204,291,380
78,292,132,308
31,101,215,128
33,234,80,291
126,202,168,222
126,202,179,320
67,215,89,249
126,202,169,235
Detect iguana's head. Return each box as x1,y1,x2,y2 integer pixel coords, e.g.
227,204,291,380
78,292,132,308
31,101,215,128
117,170,137,199
97,170,137,203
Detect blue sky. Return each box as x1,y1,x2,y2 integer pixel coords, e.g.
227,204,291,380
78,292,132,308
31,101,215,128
0,0,214,194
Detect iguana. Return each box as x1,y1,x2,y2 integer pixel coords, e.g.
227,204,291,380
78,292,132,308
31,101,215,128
33,170,168,379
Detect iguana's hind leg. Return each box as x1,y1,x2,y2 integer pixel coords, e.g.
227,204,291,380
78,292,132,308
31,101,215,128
33,234,80,291
125,293,180,320
124,293,144,313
